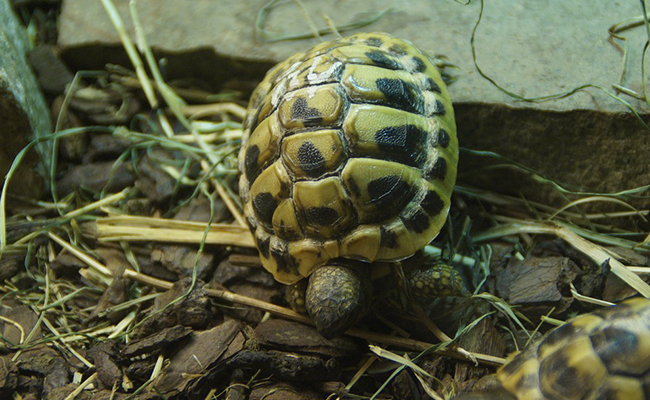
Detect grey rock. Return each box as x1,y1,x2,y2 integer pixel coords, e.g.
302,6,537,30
0,0,52,199
27,44,75,95
58,0,650,204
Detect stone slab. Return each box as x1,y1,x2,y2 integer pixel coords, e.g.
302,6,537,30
1,0,52,199
57,0,647,112
57,0,650,204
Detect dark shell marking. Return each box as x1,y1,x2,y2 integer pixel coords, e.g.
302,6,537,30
239,32,458,284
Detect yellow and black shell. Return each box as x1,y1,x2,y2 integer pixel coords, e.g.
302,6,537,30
239,32,458,285
492,298,650,400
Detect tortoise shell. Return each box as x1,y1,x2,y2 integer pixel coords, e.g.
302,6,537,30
495,298,650,400
238,32,458,284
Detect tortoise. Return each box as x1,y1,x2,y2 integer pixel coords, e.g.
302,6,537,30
453,297,650,400
238,32,464,338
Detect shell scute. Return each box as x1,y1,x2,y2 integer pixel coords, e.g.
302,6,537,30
244,114,282,183
293,177,354,238
278,84,345,129
343,104,431,168
341,158,419,223
281,130,346,178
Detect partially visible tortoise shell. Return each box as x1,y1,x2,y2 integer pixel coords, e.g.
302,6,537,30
494,297,650,400
239,32,458,284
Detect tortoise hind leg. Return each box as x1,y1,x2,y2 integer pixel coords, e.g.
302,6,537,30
406,263,467,300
